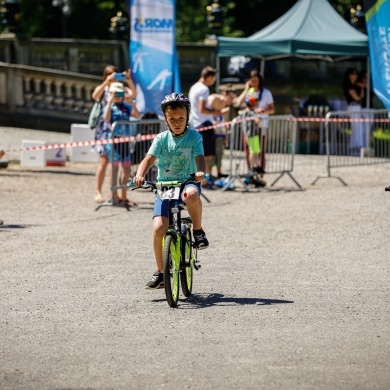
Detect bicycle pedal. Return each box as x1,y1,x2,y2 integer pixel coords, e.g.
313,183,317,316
194,260,201,270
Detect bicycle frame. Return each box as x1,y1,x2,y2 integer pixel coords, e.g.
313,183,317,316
160,181,192,266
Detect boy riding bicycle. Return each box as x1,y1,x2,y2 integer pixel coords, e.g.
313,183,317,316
133,93,209,289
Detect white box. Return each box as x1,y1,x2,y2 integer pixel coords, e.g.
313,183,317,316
20,140,66,167
70,124,99,163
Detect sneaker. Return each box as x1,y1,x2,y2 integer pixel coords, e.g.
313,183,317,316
253,166,266,174
145,271,164,290
193,229,209,250
253,176,267,187
244,176,253,185
202,183,215,190
218,173,229,178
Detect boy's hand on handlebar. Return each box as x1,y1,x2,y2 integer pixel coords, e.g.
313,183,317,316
194,172,206,182
133,176,144,187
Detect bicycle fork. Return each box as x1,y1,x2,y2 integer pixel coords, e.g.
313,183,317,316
180,221,201,271
165,230,181,276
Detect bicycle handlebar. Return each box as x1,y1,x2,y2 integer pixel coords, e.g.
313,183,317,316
129,173,210,191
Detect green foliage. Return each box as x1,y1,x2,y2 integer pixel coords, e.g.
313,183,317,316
2,0,360,41
6,0,127,39
175,0,210,42
175,0,243,41
373,129,390,140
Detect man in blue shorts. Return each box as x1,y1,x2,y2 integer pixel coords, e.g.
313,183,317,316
133,93,209,289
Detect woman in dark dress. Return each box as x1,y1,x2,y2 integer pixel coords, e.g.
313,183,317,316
343,67,365,155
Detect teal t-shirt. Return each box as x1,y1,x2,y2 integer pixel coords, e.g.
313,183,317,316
148,129,204,181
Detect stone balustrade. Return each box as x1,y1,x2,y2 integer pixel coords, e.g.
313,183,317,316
0,38,216,131
0,62,100,131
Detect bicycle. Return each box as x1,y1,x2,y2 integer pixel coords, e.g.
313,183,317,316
131,173,209,307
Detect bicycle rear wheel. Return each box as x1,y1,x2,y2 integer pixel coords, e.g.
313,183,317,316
180,229,194,297
163,234,180,307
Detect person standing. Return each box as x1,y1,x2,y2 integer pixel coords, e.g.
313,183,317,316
91,65,136,203
235,69,275,174
342,67,365,155
188,66,229,180
103,82,140,206
206,84,236,178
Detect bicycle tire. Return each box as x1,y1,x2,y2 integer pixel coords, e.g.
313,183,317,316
180,229,193,297
163,234,180,308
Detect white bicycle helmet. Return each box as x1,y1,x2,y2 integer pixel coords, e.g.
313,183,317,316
160,93,191,113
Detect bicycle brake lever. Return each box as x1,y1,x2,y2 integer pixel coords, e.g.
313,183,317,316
128,179,143,191
130,181,154,192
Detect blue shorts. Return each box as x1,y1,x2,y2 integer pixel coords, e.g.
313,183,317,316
153,182,201,218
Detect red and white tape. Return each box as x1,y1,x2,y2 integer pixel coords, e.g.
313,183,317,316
4,115,390,154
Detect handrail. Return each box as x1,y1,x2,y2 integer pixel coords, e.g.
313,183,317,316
0,61,101,131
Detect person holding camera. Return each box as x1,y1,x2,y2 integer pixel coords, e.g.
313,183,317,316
104,82,140,206
91,65,137,203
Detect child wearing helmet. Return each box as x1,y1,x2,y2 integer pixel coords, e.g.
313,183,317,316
133,93,209,290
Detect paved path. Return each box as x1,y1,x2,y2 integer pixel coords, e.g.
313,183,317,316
1,126,390,389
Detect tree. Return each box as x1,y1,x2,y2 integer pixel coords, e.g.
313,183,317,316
225,0,299,39
12,0,126,39
2,0,364,41
175,0,241,42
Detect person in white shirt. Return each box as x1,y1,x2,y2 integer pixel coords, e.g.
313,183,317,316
189,66,230,179
206,84,237,178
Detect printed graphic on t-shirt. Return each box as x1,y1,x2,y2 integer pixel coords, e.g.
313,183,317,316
161,146,192,179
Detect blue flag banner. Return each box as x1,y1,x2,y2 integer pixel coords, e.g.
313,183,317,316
128,0,181,115
364,0,390,109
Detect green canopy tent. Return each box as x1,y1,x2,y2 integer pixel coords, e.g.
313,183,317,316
217,0,370,100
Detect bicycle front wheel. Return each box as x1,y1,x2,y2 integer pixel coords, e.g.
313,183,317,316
163,234,180,308
180,229,193,297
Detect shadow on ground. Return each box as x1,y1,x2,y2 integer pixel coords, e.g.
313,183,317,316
152,293,293,309
0,224,30,230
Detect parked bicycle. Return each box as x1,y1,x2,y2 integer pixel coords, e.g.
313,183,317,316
131,173,209,307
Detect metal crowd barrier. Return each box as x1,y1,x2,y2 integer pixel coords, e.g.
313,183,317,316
312,109,390,185
222,114,301,191
96,118,165,210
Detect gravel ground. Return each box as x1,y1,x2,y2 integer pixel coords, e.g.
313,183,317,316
1,126,390,390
